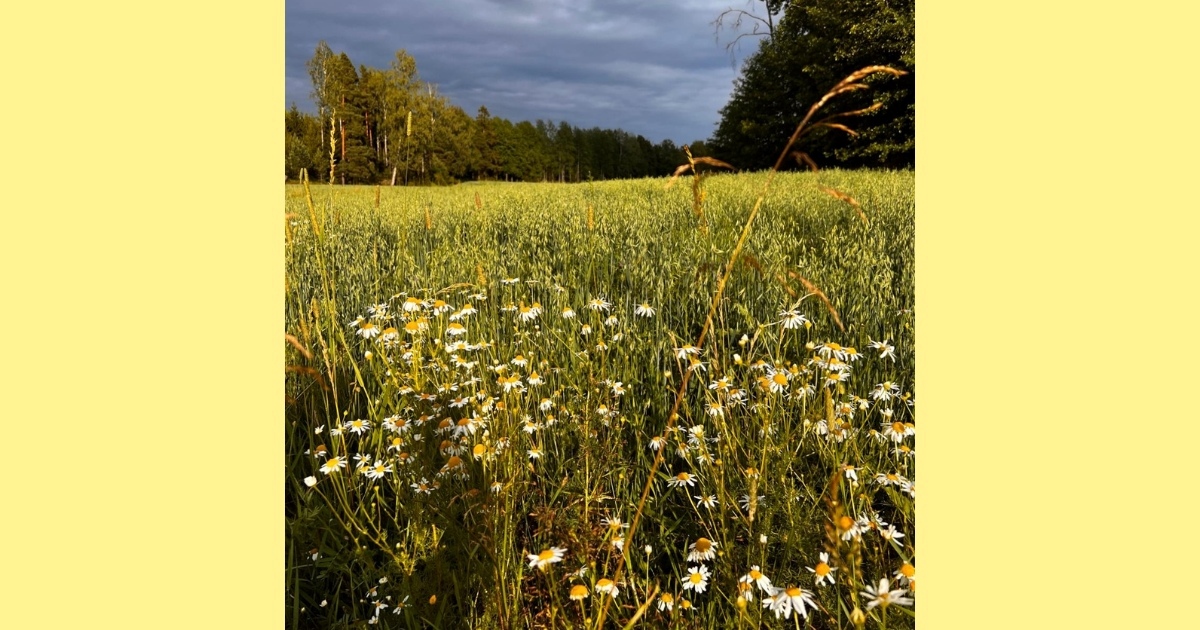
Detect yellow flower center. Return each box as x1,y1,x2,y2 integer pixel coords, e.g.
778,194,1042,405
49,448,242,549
694,538,712,552
570,585,588,599
660,593,673,603
597,579,613,589
786,587,802,597
772,373,789,386
749,569,762,580
838,516,854,531
446,456,463,469
472,444,487,457
677,473,690,482
892,422,905,434
899,563,915,578
690,572,703,584
538,549,556,562
815,563,830,576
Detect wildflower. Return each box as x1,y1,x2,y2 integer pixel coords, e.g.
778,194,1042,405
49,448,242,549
569,584,588,601
837,514,864,541
682,565,711,593
695,495,718,509
875,472,909,488
501,277,520,285
779,309,808,329
764,586,817,620
610,381,625,396
303,476,317,487
687,537,717,562
490,481,503,493
516,304,538,322
610,535,625,551
657,592,674,611
767,369,790,393
319,456,347,475
588,297,611,311
759,534,768,544
580,324,592,336
667,472,697,488
595,578,619,598
674,345,699,359
446,322,467,336
430,299,452,316
364,461,392,480
868,338,896,361
527,372,544,386
345,418,371,435
880,524,906,543
649,436,666,451
807,552,837,586
861,578,913,610
527,446,543,460
842,463,858,483
498,375,523,392
635,302,656,317
561,307,576,319
526,546,566,571
604,315,619,327
705,401,724,418
358,322,381,339
883,420,915,442
739,494,763,511
894,562,916,585
402,297,423,312
741,566,773,592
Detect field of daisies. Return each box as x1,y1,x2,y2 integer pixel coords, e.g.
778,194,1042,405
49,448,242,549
285,169,915,629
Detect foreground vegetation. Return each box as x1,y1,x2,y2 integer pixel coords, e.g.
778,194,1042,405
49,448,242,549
285,165,915,628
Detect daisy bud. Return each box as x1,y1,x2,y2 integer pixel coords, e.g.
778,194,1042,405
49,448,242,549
851,607,866,626
736,596,747,611
365,351,374,360
304,476,317,487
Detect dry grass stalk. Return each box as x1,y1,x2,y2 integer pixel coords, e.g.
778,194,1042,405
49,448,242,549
285,333,314,361
790,271,845,333
666,145,736,235
820,186,869,226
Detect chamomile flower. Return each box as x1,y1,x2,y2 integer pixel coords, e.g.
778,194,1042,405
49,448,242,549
868,339,896,361
561,307,576,319
766,369,790,393
446,322,467,336
687,538,717,562
695,495,718,509
319,456,347,475
740,566,773,593
569,584,588,601
674,345,699,359
527,372,544,386
516,304,538,322
594,578,619,598
682,565,711,593
667,472,697,488
501,277,520,285
807,552,837,586
880,525,905,543
526,546,566,570
861,578,913,610
527,446,543,460
588,297,611,311
303,476,317,487
883,420,915,442
358,322,381,339
539,398,555,412
779,309,808,329
894,562,916,585
635,302,656,317
649,436,666,451
657,592,674,611
364,461,393,480
764,586,817,620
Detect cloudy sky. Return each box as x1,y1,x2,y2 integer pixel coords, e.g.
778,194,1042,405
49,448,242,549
286,0,770,145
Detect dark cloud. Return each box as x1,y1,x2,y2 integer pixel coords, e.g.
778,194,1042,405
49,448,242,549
286,0,764,144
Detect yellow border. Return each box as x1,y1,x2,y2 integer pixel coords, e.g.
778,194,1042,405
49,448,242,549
4,2,281,627
9,1,1197,627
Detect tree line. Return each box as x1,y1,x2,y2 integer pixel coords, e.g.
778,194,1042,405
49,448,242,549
286,43,710,185
287,1,914,185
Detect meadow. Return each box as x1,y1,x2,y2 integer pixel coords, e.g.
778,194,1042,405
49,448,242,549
284,164,915,629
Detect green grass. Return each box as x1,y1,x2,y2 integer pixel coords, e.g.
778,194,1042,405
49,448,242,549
285,170,915,629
